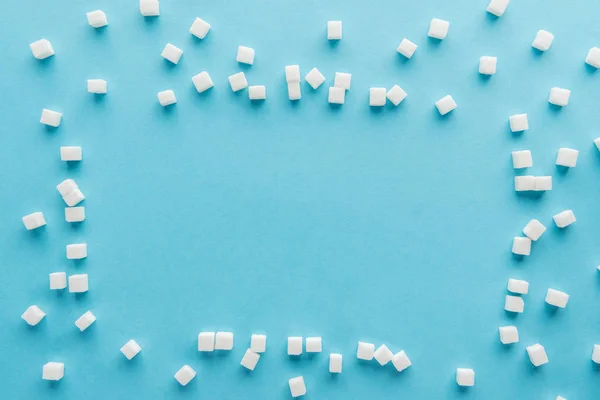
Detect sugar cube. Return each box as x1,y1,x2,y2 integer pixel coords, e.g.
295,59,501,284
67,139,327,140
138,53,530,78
75,311,96,331
514,176,535,191
526,343,548,367
42,362,64,381
57,179,78,197
511,150,532,169
553,210,576,228
198,332,215,351
87,79,107,94
509,114,528,132
534,176,552,191
305,67,326,89
373,344,393,366
189,18,210,39
68,274,88,293
30,39,55,60
22,212,46,230
499,326,519,344
545,288,569,308
592,344,600,364
549,88,571,107
41,109,62,127
369,88,387,107
288,336,302,355
505,295,524,313
532,30,554,52
334,72,352,90
192,71,214,93
248,85,266,100
161,43,183,64
328,87,345,104
306,337,322,353
428,18,450,40
60,146,82,162
288,82,301,100
456,368,475,387
240,349,260,370
391,350,412,372
140,0,159,16
87,10,108,28
215,331,234,350
22,305,46,326
397,39,417,59
594,137,600,151
479,56,497,75
120,339,141,360
289,376,306,398
67,243,87,259
63,188,85,207
329,353,342,373
328,21,342,40
512,237,531,256
250,334,266,353
228,72,248,92
174,365,196,386
357,341,375,360
556,148,578,167
387,85,407,106
157,90,177,106
49,272,67,290
508,278,529,294
435,95,457,115
285,65,300,83
236,46,255,65
486,0,510,17
586,47,600,68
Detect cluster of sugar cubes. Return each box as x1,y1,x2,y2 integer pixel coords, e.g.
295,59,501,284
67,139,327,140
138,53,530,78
356,341,412,372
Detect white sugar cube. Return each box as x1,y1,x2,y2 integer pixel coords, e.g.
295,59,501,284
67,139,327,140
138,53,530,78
397,39,417,59
249,85,266,100
30,39,55,60
22,305,46,326
592,344,600,364
161,44,183,64
328,21,342,40
594,137,600,151
288,336,302,355
289,376,306,398
479,56,497,75
511,150,532,169
512,237,531,256
373,344,393,366
306,337,322,353
508,278,529,294
556,148,578,167
435,95,457,115
534,176,552,191
41,109,62,127
553,210,576,228
526,343,548,366
549,88,571,107
334,72,352,90
329,353,342,373
532,30,554,52
523,217,546,238
198,332,215,351
69,274,89,293
237,46,255,65
63,188,85,207
42,362,64,381
369,88,387,107
228,72,248,92
61,146,82,161
157,90,177,106
456,368,475,387
57,179,78,196
288,82,301,100
121,339,141,360
140,0,159,16
87,10,108,28
250,334,266,353
75,311,96,331
215,331,234,350
357,341,375,360
391,350,412,372
174,365,196,386
328,87,345,104
509,114,528,132
545,288,569,308
240,349,260,370
192,71,214,93
305,67,326,89
499,326,519,344
285,65,300,83
190,17,211,39
486,0,510,17
387,85,407,106
22,212,46,230
505,295,524,313
49,272,67,290
586,47,600,68
428,18,450,40
514,176,535,191
87,79,107,94
67,243,87,259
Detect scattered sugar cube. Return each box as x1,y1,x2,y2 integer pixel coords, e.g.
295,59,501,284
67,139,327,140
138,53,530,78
586,47,600,68
49,272,67,290
61,146,82,161
479,56,497,75
523,219,546,241
305,68,326,89
373,344,393,366
192,71,214,93
288,336,302,355
237,46,255,65
428,18,450,40
369,88,387,107
592,345,600,364
486,0,510,17
499,326,519,344
285,65,300,83
30,39,55,60
556,148,578,167
509,114,528,132
75,311,96,331
553,210,576,228
57,179,78,196
67,243,87,259
240,349,260,370
514,176,535,191
387,85,407,106
161,44,183,64
306,337,322,353
41,109,62,127
594,137,600,151
508,278,529,294
549,88,571,107
329,353,342,373
545,288,569,308
215,331,234,350
121,339,141,360
250,334,266,353
357,341,375,360
190,17,210,39
63,188,85,207
288,82,301,100
397,39,417,59
289,376,306,398
87,10,108,28
435,95,457,115
328,87,345,104
456,368,475,387
534,176,552,191
22,212,46,230
334,72,352,90
328,21,342,40
228,72,248,92
511,150,532,169
198,332,215,351
69,274,89,293
512,237,531,256
391,350,412,372
505,295,524,313
532,30,554,51
42,362,64,381
22,305,46,326
157,90,177,106
87,79,107,94
249,85,266,100
174,365,196,386
140,0,159,16
526,343,548,367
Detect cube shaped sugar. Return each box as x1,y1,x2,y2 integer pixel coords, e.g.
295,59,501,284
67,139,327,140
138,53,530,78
594,137,600,151
329,353,342,373
67,243,87,259
456,368,475,387
50,272,67,290
63,188,85,207
87,10,108,28
41,109,62,127
65,207,85,222
391,351,412,372
250,334,266,353
428,18,450,40
508,278,529,294
512,237,531,256
22,212,46,230
42,362,64,381
387,85,407,106
357,341,375,360
509,114,528,132
435,95,457,115
190,18,211,39
121,339,141,360
75,311,96,331
514,176,535,191
532,30,554,51
553,210,576,228
228,72,248,92
534,176,552,191
586,47,600,68
549,88,571,107
545,288,569,308
215,331,234,350
334,72,352,90
479,56,497,75
499,326,519,344
305,67,326,89
161,43,183,64
22,305,46,326
592,344,600,364
60,146,82,161
236,46,255,65
373,344,393,366
157,90,177,106
192,71,214,93
140,0,159,16
288,82,301,100
556,148,578,167
285,65,300,83
306,337,322,353
328,87,345,104
512,150,532,169
87,79,107,94
198,332,215,351
174,365,196,386
328,21,342,40
288,336,302,355
397,39,417,59
249,85,267,100
369,88,387,107
30,39,55,60
505,295,524,313
68,274,88,293
289,376,306,398
526,343,548,366
57,179,78,196
240,349,260,370
486,0,510,17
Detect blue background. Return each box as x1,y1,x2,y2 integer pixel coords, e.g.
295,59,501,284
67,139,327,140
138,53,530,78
1,0,600,398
